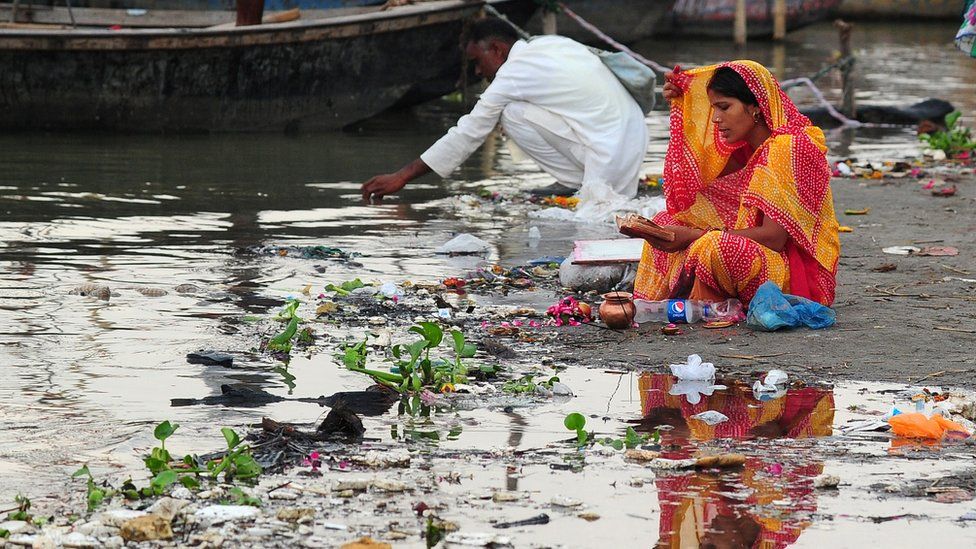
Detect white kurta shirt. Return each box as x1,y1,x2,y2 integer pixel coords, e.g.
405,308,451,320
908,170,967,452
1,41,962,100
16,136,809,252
420,36,649,197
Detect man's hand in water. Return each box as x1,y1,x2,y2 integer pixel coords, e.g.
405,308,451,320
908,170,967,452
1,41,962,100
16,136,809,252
361,158,432,203
361,173,408,202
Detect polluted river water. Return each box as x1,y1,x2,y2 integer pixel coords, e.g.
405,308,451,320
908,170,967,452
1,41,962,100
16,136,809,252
1,19,976,547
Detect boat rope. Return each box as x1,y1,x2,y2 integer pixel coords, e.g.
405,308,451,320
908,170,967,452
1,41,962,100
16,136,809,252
555,3,672,74
483,3,532,41
65,0,77,28
781,55,854,89
486,2,862,128
555,2,861,127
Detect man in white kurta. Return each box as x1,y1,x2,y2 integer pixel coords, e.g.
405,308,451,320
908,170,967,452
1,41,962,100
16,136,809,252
361,18,648,201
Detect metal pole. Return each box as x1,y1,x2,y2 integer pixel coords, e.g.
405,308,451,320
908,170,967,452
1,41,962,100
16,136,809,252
734,0,747,47
773,0,787,40
835,19,856,118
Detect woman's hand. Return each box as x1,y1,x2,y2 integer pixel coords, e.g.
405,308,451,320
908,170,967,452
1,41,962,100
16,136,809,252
662,70,683,102
644,225,704,253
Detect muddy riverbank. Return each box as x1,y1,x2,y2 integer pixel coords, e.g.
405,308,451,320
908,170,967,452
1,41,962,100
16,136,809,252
553,170,976,389
2,164,976,548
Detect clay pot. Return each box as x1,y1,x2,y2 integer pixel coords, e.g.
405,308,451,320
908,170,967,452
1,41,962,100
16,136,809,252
599,291,636,329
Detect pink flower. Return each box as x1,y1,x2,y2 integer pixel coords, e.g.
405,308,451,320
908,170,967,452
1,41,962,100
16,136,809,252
923,179,936,190
302,451,322,472
528,320,541,328
512,320,523,327
766,463,784,475
420,390,438,405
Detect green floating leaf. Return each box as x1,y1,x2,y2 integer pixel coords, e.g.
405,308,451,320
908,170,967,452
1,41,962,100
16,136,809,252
233,454,262,480
410,321,443,347
946,110,962,130
324,278,368,296
150,470,178,493
87,488,106,511
273,298,301,321
71,465,92,479
564,413,586,431
154,420,179,443
267,316,300,351
222,427,242,450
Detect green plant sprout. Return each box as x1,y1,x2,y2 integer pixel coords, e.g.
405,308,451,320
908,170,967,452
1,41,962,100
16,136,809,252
341,323,478,394
920,111,976,155
563,413,659,450
71,466,113,512
207,428,262,482
323,278,368,296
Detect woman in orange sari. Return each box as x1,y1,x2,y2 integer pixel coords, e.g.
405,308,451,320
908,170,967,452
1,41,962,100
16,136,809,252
633,61,840,306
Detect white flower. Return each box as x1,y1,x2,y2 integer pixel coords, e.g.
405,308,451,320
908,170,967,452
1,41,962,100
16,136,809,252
668,380,727,405
669,354,716,381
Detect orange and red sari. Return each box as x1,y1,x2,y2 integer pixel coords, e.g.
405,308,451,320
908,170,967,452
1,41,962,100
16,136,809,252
633,61,840,306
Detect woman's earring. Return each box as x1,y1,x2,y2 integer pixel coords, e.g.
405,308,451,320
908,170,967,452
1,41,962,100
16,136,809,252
753,111,762,125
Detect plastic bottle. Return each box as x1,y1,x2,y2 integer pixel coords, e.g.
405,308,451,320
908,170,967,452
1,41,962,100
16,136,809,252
633,298,742,324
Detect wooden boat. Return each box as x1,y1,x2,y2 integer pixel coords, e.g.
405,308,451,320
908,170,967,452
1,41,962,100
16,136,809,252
835,0,966,20
526,0,675,45
0,0,537,132
9,0,386,13
0,2,384,28
658,0,844,38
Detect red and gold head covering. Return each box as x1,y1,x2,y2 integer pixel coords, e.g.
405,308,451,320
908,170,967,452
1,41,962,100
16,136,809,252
663,60,840,302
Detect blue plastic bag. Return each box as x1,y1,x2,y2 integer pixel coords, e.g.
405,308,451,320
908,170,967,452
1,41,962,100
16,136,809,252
746,281,836,331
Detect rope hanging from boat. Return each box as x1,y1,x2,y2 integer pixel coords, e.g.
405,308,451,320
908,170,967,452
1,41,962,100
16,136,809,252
554,2,861,128
554,3,672,74
781,55,854,89
483,4,532,41
486,2,862,128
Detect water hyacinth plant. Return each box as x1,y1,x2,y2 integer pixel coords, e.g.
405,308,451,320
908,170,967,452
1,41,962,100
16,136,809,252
340,322,477,394
920,111,976,156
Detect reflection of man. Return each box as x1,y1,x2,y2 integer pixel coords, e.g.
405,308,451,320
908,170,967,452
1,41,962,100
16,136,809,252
361,17,649,202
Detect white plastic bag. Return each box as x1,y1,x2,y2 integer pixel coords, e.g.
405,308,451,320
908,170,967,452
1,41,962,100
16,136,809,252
690,411,730,426
435,233,491,255
752,369,788,400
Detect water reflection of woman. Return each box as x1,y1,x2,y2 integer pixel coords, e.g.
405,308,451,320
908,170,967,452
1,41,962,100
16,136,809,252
638,374,834,549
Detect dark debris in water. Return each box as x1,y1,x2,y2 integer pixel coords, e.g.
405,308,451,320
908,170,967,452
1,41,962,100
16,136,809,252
241,245,357,261
185,350,234,367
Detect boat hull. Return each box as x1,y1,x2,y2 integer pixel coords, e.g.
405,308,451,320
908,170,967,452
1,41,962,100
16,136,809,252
0,0,536,132
526,0,674,45
834,0,965,20
660,0,844,38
